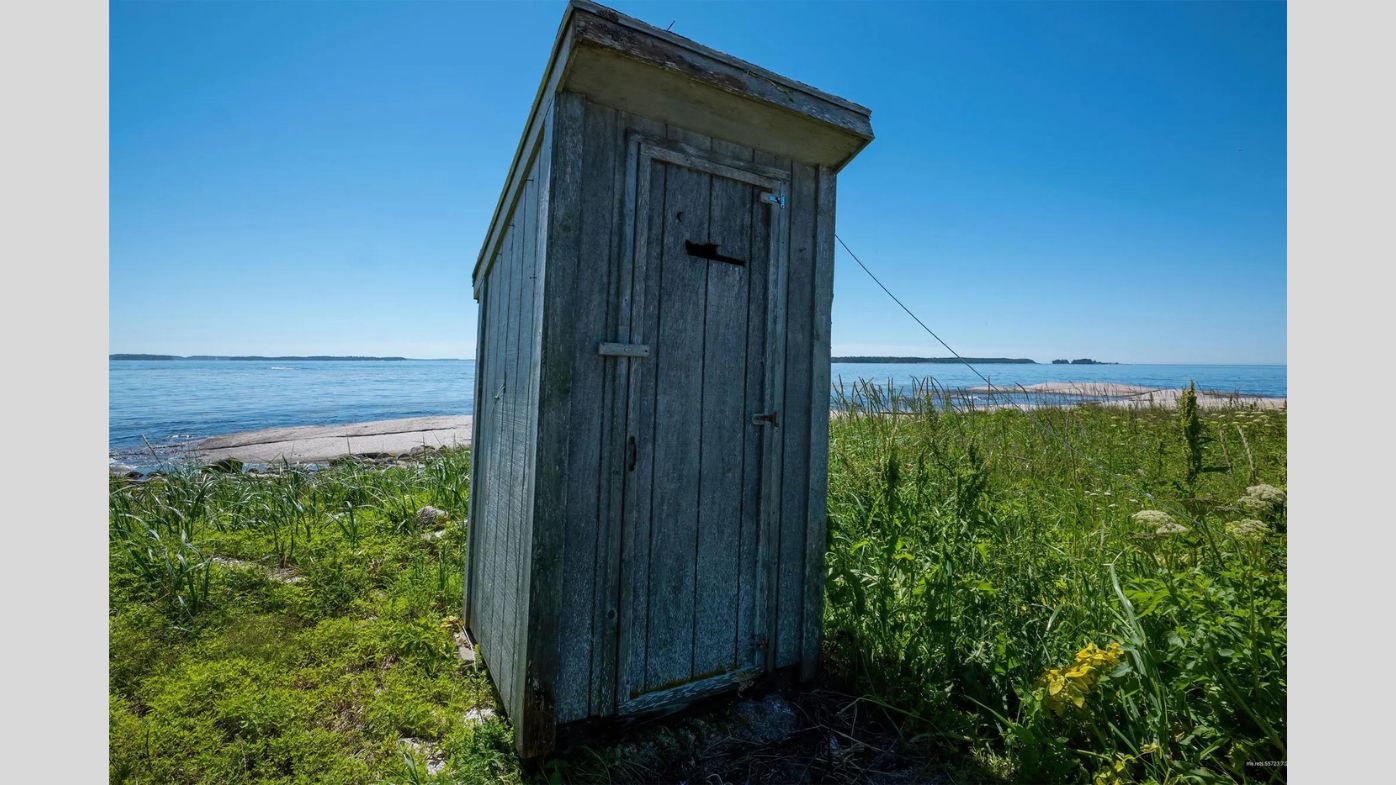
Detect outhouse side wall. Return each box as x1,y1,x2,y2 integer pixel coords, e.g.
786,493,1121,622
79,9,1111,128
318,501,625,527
467,104,555,723
529,91,840,727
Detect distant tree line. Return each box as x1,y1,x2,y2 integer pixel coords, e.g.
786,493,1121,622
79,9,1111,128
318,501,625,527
832,356,1037,364
110,354,411,361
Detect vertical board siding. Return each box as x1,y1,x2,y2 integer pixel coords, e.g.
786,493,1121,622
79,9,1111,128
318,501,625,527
519,97,561,754
484,220,514,710
753,148,790,673
691,138,754,680
735,143,772,675
465,273,488,629
534,92,590,726
618,148,665,703
643,147,709,692
595,111,667,717
499,203,525,715
802,166,838,679
777,161,818,668
511,169,539,722
467,119,552,724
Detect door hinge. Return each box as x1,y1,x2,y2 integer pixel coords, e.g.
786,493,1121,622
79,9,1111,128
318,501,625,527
759,191,785,207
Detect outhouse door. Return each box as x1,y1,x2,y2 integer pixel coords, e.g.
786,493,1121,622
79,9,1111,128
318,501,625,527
610,136,789,714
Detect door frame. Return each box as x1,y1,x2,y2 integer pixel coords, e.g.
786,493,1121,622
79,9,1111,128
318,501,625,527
599,134,790,716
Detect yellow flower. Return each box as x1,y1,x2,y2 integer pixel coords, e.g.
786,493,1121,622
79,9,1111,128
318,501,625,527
1038,642,1125,715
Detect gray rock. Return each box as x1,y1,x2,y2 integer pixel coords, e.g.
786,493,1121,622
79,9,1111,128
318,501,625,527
109,463,141,478
464,706,495,724
397,738,446,775
417,506,449,528
206,457,244,474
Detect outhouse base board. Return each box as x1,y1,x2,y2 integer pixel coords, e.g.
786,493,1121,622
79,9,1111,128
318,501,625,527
548,664,808,754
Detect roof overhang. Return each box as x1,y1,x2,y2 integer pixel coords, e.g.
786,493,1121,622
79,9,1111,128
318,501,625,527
473,0,875,287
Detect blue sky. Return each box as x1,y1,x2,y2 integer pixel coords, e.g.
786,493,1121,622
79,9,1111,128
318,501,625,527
111,0,1286,363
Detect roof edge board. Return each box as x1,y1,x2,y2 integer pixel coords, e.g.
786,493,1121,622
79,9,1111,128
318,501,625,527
473,1,874,287
569,0,871,117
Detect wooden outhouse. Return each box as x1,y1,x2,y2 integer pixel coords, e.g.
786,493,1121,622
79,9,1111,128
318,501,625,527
465,0,873,756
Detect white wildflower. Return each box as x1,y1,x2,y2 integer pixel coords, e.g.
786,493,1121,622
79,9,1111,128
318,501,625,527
1239,484,1286,517
1131,510,1175,529
1154,520,1189,536
1240,496,1268,514
1226,519,1270,541
1245,484,1286,505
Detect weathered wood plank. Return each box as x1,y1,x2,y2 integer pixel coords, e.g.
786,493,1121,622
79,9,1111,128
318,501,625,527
482,218,515,711
519,97,566,754
467,273,492,633
617,139,665,705
615,666,761,717
802,166,837,680
692,138,753,679
734,140,771,674
480,254,506,658
500,167,534,719
776,161,818,668
496,213,524,716
753,149,790,670
514,148,543,734
510,172,538,721
546,93,601,725
591,115,636,718
478,233,504,669
639,139,788,189
465,268,487,629
604,112,665,715
643,127,710,691
517,154,548,725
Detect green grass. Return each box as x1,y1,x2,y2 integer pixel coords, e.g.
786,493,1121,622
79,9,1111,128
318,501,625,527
823,382,1286,783
110,388,1285,784
109,451,519,784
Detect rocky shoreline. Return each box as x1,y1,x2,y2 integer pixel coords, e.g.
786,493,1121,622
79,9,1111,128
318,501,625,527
110,415,473,476
965,382,1287,409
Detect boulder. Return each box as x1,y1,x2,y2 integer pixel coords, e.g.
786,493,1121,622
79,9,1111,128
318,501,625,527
206,457,244,474
417,506,449,528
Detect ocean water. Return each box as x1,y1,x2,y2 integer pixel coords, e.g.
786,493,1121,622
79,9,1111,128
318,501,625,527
109,359,1285,453
110,359,475,453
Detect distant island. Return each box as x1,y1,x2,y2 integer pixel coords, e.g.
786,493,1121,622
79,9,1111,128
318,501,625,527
110,354,411,361
1050,358,1117,365
832,356,1037,364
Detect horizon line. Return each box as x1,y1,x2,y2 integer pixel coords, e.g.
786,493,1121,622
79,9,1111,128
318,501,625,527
110,353,1287,366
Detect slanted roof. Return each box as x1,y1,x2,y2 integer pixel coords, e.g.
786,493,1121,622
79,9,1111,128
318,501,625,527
473,0,874,283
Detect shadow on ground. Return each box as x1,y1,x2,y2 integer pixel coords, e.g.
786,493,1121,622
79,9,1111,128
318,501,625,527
529,679,978,785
